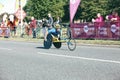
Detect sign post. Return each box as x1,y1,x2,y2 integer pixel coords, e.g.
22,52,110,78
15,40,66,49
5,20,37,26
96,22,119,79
15,0,26,35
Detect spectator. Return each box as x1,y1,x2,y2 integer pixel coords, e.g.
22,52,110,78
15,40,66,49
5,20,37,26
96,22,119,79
92,13,104,38
0,14,9,37
44,13,56,41
20,21,30,38
54,16,62,24
92,13,104,27
13,17,19,36
7,18,15,37
30,16,37,38
92,13,103,23
25,22,30,36
106,11,120,22
42,18,48,28
47,13,53,28
42,18,47,39
106,11,120,28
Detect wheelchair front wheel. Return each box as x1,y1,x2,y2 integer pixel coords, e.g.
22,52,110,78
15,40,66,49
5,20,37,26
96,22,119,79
67,38,76,51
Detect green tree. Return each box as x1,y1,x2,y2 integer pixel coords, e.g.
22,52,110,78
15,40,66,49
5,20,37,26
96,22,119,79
107,0,120,14
74,0,108,22
24,0,67,21
24,0,120,22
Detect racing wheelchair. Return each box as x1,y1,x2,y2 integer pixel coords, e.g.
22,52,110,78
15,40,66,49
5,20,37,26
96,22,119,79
43,24,76,51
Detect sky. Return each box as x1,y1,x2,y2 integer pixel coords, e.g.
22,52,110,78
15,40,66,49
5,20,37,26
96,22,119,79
0,0,16,14
0,0,26,14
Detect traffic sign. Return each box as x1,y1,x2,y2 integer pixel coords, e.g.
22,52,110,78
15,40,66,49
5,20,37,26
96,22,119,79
15,8,26,20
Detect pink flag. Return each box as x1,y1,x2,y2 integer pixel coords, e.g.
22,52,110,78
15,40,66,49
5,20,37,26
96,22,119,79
70,0,81,23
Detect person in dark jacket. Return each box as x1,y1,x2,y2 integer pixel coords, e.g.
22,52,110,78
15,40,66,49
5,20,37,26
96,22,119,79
44,13,56,41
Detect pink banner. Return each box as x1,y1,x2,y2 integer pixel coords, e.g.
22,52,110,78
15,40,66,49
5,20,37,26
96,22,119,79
71,23,95,39
70,22,120,40
70,0,81,23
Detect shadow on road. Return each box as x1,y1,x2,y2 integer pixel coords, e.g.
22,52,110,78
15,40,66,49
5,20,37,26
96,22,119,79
36,46,69,51
36,47,47,49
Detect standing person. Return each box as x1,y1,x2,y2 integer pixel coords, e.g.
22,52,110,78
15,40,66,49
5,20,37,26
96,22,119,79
42,18,48,39
1,14,8,37
47,13,53,28
7,18,15,37
106,11,120,22
8,15,18,37
92,13,104,38
92,13,104,28
55,16,62,24
44,13,56,41
54,16,62,28
106,11,120,38
20,21,26,38
25,22,30,36
30,16,37,38
92,13,103,23
14,17,19,36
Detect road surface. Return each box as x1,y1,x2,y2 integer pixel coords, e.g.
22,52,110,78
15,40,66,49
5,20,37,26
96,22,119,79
0,40,120,80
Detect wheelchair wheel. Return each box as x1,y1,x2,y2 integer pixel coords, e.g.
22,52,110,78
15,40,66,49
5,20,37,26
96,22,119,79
44,34,52,49
53,37,61,49
67,38,76,51
44,40,52,49
53,42,62,49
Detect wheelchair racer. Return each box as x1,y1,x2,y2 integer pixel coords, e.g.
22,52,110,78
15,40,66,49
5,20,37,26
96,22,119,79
44,13,61,41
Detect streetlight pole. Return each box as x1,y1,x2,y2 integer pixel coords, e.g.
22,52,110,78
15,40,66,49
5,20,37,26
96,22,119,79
19,0,23,35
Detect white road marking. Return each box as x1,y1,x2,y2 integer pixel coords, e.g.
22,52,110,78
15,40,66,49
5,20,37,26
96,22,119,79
38,52,120,64
0,48,12,50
